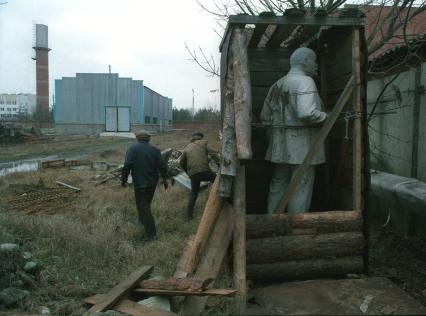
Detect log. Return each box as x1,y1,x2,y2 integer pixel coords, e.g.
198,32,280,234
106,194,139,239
181,203,234,316
246,210,362,239
184,177,223,275
83,265,153,315
275,75,354,213
232,28,252,160
84,296,175,316
247,232,364,264
220,41,237,197
233,163,247,315
247,256,364,282
134,288,236,297
139,278,213,292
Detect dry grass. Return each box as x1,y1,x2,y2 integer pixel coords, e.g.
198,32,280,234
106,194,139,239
0,127,228,315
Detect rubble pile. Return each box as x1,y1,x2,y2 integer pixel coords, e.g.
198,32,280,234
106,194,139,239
0,243,40,311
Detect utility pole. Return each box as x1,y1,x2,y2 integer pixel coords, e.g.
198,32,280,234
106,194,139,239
192,88,195,121
210,89,219,110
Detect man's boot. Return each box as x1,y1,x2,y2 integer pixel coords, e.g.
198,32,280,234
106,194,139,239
185,193,196,221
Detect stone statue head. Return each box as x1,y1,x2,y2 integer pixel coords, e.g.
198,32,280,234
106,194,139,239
289,47,318,77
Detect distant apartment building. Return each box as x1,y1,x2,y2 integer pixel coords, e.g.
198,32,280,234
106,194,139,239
54,73,173,135
0,94,36,120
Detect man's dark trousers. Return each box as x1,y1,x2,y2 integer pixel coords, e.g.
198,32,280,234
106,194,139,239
134,186,157,238
187,171,215,220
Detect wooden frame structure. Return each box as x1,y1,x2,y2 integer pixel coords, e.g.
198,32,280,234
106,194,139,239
176,9,369,316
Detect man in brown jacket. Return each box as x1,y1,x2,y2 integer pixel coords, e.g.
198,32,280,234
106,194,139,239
179,132,218,221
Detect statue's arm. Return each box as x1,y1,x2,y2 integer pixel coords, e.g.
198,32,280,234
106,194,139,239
296,78,327,124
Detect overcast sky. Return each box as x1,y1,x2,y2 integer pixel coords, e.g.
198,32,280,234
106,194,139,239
0,0,222,110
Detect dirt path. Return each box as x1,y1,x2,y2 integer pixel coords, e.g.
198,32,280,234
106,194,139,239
0,136,135,163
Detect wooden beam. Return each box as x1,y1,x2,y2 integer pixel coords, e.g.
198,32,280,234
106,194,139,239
352,28,362,210
233,163,247,315
266,25,297,48
274,75,354,213
174,237,194,278
246,210,362,238
232,28,253,160
180,203,234,316
84,296,175,316
134,288,236,297
184,177,223,275
83,265,153,315
229,15,365,27
248,24,268,49
219,16,364,51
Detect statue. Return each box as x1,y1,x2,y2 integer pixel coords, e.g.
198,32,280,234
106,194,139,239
260,47,328,214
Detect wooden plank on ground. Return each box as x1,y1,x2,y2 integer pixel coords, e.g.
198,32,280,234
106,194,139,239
84,295,175,316
83,265,153,315
134,288,236,297
274,75,354,213
180,203,234,316
56,181,81,192
139,277,213,292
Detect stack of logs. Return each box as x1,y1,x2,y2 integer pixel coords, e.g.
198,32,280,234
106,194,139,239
246,210,364,281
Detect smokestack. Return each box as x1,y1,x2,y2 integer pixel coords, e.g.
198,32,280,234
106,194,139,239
33,24,51,121
109,65,111,74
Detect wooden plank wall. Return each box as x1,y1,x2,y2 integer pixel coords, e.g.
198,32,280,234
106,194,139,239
246,48,291,214
317,28,355,210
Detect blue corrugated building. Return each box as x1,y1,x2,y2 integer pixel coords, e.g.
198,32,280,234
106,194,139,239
54,73,172,135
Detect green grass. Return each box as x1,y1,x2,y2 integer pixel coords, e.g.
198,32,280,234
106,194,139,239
0,129,228,315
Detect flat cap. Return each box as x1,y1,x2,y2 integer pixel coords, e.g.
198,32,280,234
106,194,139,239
191,131,204,141
135,129,152,141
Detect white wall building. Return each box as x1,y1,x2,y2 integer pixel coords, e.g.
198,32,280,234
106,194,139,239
0,94,36,120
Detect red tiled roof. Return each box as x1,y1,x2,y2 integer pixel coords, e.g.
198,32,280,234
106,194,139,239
360,5,426,58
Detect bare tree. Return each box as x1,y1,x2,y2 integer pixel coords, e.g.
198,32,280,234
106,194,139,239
187,0,426,77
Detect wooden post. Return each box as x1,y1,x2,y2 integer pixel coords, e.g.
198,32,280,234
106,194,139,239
274,75,354,213
220,39,237,198
352,28,362,210
233,163,247,315
181,203,234,316
184,177,223,275
232,28,252,160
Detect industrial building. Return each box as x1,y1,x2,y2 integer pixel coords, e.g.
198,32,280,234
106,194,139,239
54,73,172,135
0,93,36,120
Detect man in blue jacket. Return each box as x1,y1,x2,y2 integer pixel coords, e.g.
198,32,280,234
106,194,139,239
121,130,168,240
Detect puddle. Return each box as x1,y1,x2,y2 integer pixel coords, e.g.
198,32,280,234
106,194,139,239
0,155,59,177
0,161,39,177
